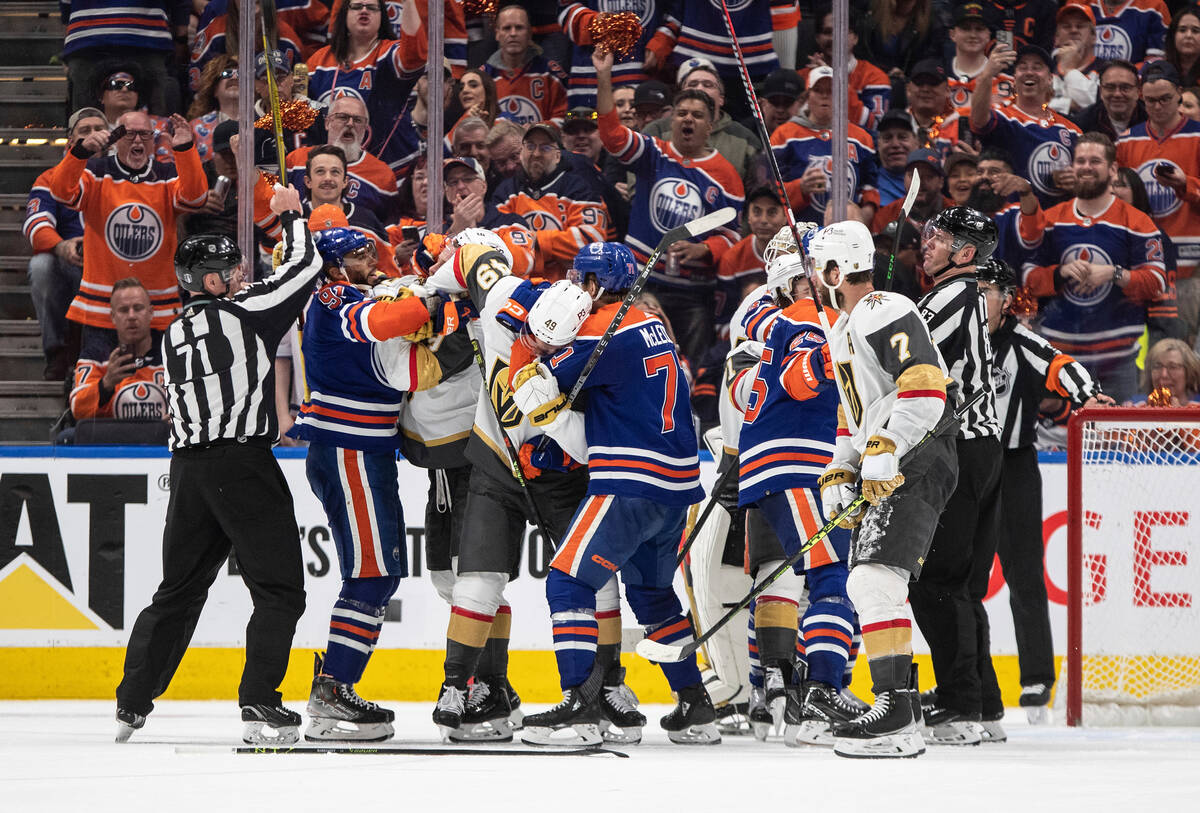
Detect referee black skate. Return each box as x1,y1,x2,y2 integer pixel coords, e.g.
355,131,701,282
913,207,1004,746
115,185,323,745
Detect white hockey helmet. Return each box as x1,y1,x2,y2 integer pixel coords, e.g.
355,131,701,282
527,280,592,348
762,225,798,266
765,251,808,301
451,227,513,269
806,220,875,301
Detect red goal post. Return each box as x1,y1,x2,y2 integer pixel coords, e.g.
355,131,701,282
1066,406,1200,726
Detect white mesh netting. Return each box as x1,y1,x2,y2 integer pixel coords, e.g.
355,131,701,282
1070,415,1200,726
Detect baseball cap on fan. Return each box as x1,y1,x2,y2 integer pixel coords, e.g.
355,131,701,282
1057,3,1096,27
808,66,833,87
677,57,718,86
443,155,485,179
761,68,803,102
68,106,107,133
953,3,989,29
906,148,945,177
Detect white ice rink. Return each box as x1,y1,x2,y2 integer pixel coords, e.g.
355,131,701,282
3,701,1199,813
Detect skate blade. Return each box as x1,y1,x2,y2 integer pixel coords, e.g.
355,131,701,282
716,717,751,737
922,722,982,746
243,721,300,746
304,718,394,743
979,721,1007,744
784,721,833,747
598,722,642,745
666,723,721,745
833,731,925,759
751,721,771,741
768,696,786,734
1025,705,1051,726
508,707,525,731
448,719,514,743
520,724,602,747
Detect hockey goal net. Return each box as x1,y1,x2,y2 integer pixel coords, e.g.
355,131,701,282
1067,406,1200,726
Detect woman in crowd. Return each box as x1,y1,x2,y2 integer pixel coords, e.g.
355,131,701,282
387,157,429,272
188,56,240,162
1132,339,1200,405
1165,5,1200,90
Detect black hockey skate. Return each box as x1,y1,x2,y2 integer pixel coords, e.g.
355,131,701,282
1020,683,1052,725
747,686,773,741
714,701,752,736
786,681,858,746
115,708,145,743
432,683,467,741
831,690,924,759
306,674,395,741
241,703,302,745
449,676,515,743
598,670,646,745
520,687,603,747
920,704,982,746
506,680,524,730
660,684,721,745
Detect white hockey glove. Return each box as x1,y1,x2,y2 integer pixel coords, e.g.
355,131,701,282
860,434,904,505
819,466,864,529
511,362,568,428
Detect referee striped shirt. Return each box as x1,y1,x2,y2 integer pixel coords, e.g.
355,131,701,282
918,273,1000,440
163,212,322,451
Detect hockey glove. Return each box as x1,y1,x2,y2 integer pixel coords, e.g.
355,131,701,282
511,362,568,428
819,467,864,528
860,435,904,505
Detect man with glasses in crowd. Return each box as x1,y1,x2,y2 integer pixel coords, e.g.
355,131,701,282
440,156,536,277
1072,59,1146,141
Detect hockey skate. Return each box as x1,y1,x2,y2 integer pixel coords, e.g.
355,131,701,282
115,708,145,743
763,665,789,734
831,690,925,759
714,701,752,736
747,686,773,741
979,710,1007,743
660,685,721,745
449,676,514,743
432,683,467,741
505,681,524,730
520,687,603,747
241,703,301,745
785,682,857,747
306,672,395,742
920,705,983,746
599,670,646,744
1020,683,1052,725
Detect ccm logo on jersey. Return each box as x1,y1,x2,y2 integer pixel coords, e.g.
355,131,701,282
591,553,618,572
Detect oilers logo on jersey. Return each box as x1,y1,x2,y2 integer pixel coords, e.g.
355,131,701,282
1094,24,1133,61
105,203,164,262
807,156,860,215
524,209,565,231
1135,161,1183,218
1059,244,1115,307
650,179,703,232
1028,141,1073,198
499,94,542,125
600,0,654,26
711,0,753,11
113,378,169,420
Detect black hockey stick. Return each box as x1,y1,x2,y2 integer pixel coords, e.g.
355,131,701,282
637,389,983,664
716,0,830,334
466,320,558,547
228,744,628,757
674,461,739,567
884,172,921,292
533,206,736,452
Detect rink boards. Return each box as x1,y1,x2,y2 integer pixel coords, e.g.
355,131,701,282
1,446,1195,704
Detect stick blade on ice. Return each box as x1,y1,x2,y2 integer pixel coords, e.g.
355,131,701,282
635,637,690,663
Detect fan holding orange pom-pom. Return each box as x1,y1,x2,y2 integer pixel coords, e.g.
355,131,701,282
588,12,642,58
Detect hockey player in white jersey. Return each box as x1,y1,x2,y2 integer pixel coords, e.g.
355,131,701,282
808,220,961,759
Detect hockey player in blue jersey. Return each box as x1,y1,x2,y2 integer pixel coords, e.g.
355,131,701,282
512,242,721,746
728,250,861,746
288,227,455,741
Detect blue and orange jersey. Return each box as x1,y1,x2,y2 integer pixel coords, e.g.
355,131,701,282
948,67,1014,118
189,2,303,92
971,100,1082,208
1025,196,1169,367
992,198,1043,269
286,145,400,224
648,0,796,80
61,0,184,56
798,58,891,130
25,167,83,254
718,233,768,288
597,109,743,289
770,119,879,224
734,297,839,504
911,106,962,162
276,0,329,57
330,0,465,77
558,0,668,108
546,302,704,506
70,335,166,421
1069,0,1170,63
1116,118,1200,277
291,281,437,450
305,36,425,110
482,50,569,126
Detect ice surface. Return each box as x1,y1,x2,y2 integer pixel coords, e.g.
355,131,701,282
3,701,1199,813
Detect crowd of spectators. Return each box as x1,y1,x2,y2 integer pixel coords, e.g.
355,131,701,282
27,0,1200,442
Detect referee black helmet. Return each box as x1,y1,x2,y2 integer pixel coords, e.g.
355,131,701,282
175,234,242,292
926,206,998,262
976,257,1017,292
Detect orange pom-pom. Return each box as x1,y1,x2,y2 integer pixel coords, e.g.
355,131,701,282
1010,286,1038,318
588,11,642,58
464,0,497,15
1148,386,1174,407
255,100,319,132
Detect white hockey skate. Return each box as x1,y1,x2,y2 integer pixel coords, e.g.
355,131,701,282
747,686,772,741
763,666,788,735
115,708,145,743
1020,684,1052,725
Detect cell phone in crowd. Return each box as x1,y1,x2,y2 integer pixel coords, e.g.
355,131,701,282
996,29,1014,50
213,175,232,204
109,124,126,143
401,225,421,243
1155,163,1173,177
118,345,146,369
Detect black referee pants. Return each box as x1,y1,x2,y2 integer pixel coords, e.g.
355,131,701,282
996,445,1056,689
116,443,306,715
909,436,1003,717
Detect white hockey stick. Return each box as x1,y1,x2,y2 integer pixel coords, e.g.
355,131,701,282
884,170,921,292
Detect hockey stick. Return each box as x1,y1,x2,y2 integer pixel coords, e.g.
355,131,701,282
225,744,628,757
261,24,288,176
637,389,983,664
884,172,921,292
532,206,736,452
674,461,739,566
465,319,558,548
715,0,831,335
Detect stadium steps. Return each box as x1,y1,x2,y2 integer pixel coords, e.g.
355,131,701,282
0,3,65,69
0,66,67,128
0,376,64,444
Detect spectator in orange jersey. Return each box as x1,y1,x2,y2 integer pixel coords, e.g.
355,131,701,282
802,4,891,129
49,110,207,345
482,5,568,127
187,56,240,162
439,156,536,277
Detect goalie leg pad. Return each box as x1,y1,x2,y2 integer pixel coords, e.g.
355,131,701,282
688,499,751,705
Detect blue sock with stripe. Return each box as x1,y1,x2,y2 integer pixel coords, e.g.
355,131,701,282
747,598,763,688
547,569,598,690
322,576,400,684
801,597,856,687
626,585,702,690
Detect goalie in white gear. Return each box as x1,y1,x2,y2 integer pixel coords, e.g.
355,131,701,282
805,220,960,758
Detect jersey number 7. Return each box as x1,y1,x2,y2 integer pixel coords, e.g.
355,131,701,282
644,351,678,434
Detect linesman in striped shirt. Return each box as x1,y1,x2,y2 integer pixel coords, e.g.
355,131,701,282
115,185,323,746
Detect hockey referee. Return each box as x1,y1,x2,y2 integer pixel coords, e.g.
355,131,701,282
115,185,323,745
913,206,1005,745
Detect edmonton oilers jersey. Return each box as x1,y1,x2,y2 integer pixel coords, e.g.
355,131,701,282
972,100,1082,208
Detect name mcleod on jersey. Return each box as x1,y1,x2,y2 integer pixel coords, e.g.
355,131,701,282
105,204,164,262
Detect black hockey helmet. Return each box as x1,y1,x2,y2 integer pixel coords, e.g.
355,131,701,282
977,257,1017,292
924,206,998,263
175,234,242,292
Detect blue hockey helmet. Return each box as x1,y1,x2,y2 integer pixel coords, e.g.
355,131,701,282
568,242,638,294
315,227,371,266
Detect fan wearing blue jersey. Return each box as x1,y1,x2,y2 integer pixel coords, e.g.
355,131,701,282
728,251,862,746
288,227,450,742
513,242,721,747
